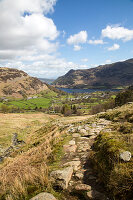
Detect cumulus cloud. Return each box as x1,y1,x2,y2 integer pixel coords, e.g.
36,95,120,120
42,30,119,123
88,39,104,45
0,56,88,78
67,31,87,45
102,25,133,41
108,44,120,51
73,45,81,51
0,0,59,59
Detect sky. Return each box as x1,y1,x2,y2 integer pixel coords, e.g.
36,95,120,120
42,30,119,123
0,0,133,79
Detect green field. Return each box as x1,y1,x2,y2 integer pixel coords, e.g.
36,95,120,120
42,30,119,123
8,97,51,110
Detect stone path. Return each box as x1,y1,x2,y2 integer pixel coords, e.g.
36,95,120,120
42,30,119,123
50,118,111,200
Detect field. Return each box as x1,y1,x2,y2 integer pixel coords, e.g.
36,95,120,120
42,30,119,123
8,97,51,109
0,113,58,149
0,89,118,115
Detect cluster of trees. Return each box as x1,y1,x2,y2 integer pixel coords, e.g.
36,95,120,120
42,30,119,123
61,104,78,116
115,86,133,106
48,104,81,116
0,104,22,113
90,100,115,114
90,86,133,114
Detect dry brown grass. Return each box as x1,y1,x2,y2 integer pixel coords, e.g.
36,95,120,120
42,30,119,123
0,112,92,199
0,119,65,200
0,113,58,149
0,150,48,200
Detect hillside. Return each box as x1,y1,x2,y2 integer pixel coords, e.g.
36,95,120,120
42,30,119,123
53,58,133,89
0,103,132,200
0,68,48,98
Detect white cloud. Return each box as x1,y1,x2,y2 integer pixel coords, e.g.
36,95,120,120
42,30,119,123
0,0,59,59
0,56,89,78
88,39,104,45
102,25,133,41
73,45,81,51
108,43,120,51
67,31,88,45
81,58,88,62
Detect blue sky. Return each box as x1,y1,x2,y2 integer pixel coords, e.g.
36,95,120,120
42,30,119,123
0,0,133,78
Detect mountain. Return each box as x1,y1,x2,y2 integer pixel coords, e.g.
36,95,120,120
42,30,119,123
53,58,133,89
0,68,48,98
38,78,55,85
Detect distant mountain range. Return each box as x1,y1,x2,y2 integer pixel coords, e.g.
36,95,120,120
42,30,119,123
0,68,48,98
53,58,133,89
38,78,55,85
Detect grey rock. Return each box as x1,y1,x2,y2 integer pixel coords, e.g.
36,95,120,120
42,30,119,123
63,160,81,171
75,184,91,192
30,192,57,200
74,172,84,180
79,129,87,135
50,167,73,189
69,140,75,145
120,151,131,162
72,133,81,138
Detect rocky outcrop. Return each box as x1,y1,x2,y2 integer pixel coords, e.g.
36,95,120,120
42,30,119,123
50,167,73,189
30,192,57,200
0,67,48,98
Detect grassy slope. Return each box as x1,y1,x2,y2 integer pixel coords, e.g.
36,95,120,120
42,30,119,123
0,113,91,200
92,103,133,199
0,113,58,149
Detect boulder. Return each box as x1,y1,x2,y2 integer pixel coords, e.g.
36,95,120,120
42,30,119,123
74,171,84,180
30,192,57,200
79,129,87,135
120,151,131,162
63,160,81,171
72,133,81,138
50,167,73,189
69,140,76,145
75,184,91,192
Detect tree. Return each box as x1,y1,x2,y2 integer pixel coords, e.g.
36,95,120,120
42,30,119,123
72,105,77,114
1,104,10,113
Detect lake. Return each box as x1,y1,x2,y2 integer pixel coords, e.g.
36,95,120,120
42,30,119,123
57,88,121,94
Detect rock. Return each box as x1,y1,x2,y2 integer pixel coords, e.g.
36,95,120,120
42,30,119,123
74,172,84,180
86,190,107,200
79,129,87,135
73,157,80,161
63,145,77,153
63,161,81,171
72,133,81,138
91,123,97,128
75,184,91,192
78,126,82,131
69,140,75,145
30,192,57,200
120,151,131,162
68,128,76,133
50,167,73,189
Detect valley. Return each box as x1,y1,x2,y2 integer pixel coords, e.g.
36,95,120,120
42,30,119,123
0,67,132,200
